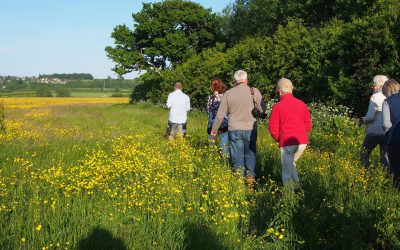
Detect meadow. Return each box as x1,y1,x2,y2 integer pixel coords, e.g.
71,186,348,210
0,89,131,98
0,98,399,249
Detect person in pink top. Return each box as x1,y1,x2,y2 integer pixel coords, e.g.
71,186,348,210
268,78,312,186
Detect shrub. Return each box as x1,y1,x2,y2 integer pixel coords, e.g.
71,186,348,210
36,87,53,97
55,88,71,97
111,93,126,97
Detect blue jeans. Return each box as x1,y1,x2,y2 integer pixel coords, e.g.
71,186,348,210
208,132,230,158
228,130,257,177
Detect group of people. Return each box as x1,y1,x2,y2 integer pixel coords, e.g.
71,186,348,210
361,75,400,183
166,70,312,187
165,70,400,187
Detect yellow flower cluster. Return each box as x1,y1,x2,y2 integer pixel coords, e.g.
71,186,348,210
0,97,128,109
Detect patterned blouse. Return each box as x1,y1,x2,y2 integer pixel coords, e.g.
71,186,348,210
207,93,228,132
207,93,223,118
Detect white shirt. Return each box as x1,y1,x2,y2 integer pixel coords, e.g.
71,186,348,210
166,89,190,124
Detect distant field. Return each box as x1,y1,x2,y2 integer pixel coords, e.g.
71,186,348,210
0,88,131,98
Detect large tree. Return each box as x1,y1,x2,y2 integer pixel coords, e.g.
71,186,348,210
106,0,222,76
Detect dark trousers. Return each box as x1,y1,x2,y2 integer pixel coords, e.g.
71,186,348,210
360,134,389,168
388,143,400,179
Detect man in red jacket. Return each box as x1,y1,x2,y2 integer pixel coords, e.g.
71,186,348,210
268,78,312,186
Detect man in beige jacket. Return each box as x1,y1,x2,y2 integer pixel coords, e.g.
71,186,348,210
211,70,263,184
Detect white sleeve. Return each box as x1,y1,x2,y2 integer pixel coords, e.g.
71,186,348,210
186,96,191,111
166,94,172,108
362,97,377,123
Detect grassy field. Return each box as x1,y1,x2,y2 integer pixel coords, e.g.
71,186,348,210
0,98,399,249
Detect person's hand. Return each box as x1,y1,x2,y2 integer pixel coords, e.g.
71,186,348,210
210,131,217,137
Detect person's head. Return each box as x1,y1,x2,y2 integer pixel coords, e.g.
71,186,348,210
210,78,227,94
382,79,400,97
174,82,182,90
372,75,388,92
276,78,294,96
234,70,248,85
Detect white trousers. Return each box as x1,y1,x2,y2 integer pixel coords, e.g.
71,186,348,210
280,144,307,184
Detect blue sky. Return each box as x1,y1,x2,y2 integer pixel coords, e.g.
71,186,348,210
0,0,232,79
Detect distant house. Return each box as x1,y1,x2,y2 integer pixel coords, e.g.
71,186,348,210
37,78,67,84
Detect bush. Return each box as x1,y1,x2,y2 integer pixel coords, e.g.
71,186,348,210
55,88,71,97
111,93,126,97
36,87,53,97
129,72,163,104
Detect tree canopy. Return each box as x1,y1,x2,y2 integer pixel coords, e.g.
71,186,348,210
111,0,400,114
105,0,222,76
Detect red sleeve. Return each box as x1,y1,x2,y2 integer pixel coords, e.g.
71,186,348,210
268,105,280,142
304,105,312,132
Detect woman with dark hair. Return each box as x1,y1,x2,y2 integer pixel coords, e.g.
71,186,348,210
382,79,400,183
207,78,229,157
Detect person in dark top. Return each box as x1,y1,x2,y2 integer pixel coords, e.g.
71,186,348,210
207,78,229,157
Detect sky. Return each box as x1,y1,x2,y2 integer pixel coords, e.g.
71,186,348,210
0,0,232,79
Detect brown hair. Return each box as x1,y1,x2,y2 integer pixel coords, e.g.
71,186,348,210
210,78,227,94
382,79,400,97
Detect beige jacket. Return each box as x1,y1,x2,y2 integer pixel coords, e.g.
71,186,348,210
211,84,262,132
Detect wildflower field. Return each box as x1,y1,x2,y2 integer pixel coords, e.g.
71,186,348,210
0,98,399,249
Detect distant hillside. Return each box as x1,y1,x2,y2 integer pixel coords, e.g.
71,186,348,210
38,73,94,80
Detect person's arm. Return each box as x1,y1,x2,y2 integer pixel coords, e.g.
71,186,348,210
211,93,228,135
186,96,191,111
382,100,392,132
268,105,280,142
254,88,263,112
304,105,312,132
166,94,172,109
363,96,377,123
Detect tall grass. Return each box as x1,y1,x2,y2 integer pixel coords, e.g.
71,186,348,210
0,99,399,249
0,102,5,132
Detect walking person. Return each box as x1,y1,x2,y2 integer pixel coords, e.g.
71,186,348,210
211,70,263,186
166,82,190,140
360,75,390,168
382,79,400,183
207,78,229,157
268,78,312,187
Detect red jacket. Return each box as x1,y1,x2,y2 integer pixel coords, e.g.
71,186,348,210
268,94,312,147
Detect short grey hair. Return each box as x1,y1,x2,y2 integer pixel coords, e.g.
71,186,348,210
373,75,388,87
234,70,248,82
174,82,182,89
277,78,293,94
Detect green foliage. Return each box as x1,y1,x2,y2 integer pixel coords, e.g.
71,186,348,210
223,0,379,44
106,0,223,75
55,88,71,97
130,72,163,104
36,87,53,97
38,73,94,80
160,44,232,108
122,0,400,114
66,79,138,89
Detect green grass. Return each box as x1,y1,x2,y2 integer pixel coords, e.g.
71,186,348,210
0,101,399,249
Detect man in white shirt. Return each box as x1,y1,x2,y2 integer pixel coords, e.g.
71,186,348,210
166,82,190,140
